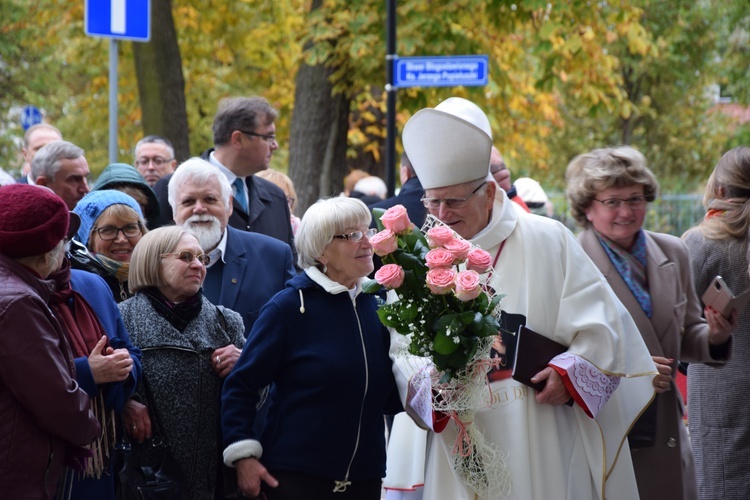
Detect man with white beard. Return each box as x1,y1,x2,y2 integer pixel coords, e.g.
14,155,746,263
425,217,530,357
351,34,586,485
168,158,296,337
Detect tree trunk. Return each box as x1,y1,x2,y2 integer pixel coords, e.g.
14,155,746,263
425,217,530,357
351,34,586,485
132,0,190,161
288,62,351,214
288,0,351,214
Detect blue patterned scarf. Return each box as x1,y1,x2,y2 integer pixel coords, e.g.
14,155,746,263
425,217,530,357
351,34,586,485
595,229,652,318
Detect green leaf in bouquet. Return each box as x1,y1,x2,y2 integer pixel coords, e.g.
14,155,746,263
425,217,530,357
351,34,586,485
398,298,420,322
488,294,505,314
474,292,489,311
395,250,425,271
436,313,458,334
446,349,470,369
361,278,383,294
377,304,402,328
402,269,424,291
459,311,477,325
476,314,501,338
434,328,461,355
372,208,386,231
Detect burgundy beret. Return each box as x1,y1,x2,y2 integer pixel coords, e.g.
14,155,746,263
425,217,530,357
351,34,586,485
0,184,70,258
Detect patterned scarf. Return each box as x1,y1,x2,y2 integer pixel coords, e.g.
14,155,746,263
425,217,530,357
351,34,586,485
48,259,116,478
595,229,653,318
94,253,132,300
140,287,203,332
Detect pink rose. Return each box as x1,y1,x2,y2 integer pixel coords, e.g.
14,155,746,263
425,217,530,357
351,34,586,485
426,268,456,295
369,229,397,256
444,238,471,262
454,270,481,301
380,205,412,234
426,226,455,247
425,248,455,268
466,248,492,273
375,264,405,289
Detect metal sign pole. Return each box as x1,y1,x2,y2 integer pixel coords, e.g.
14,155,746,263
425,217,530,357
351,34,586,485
385,0,397,198
109,38,118,164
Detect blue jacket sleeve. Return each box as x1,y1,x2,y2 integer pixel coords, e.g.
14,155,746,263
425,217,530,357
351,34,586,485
70,270,142,412
221,300,287,447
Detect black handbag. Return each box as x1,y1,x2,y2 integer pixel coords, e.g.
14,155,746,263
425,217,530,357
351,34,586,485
115,375,189,500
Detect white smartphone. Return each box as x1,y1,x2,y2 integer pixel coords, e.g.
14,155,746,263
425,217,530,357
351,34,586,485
701,276,750,318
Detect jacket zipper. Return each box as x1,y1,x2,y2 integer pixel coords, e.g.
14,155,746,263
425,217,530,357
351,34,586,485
333,294,370,493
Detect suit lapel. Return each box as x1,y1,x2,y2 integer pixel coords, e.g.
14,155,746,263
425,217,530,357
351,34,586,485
580,229,664,357
220,228,247,310
245,176,264,227
643,232,677,348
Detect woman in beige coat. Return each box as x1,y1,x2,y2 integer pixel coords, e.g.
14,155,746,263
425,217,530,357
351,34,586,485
566,146,737,500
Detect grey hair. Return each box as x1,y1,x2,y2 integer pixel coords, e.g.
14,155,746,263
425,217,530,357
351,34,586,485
565,145,659,228
30,140,85,182
168,157,233,213
295,197,372,270
353,176,387,199
212,97,278,146
134,135,174,160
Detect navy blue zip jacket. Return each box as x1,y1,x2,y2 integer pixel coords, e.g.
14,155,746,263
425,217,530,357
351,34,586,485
221,268,402,483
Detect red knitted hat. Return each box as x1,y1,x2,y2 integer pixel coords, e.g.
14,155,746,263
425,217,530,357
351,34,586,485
0,184,71,258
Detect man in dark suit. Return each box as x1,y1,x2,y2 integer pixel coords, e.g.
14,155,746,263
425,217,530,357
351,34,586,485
168,158,296,337
154,97,295,258
370,152,426,227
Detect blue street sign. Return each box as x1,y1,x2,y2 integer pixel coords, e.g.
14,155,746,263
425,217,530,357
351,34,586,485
85,0,151,42
393,55,489,88
21,105,43,131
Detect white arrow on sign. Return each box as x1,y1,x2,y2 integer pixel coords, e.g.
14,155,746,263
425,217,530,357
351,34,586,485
111,0,126,34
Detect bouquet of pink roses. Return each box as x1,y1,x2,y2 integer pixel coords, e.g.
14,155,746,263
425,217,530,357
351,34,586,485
364,204,502,382
366,205,511,497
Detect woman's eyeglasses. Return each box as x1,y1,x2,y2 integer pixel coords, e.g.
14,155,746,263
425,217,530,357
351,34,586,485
93,223,143,241
333,228,377,243
160,251,211,266
593,196,648,211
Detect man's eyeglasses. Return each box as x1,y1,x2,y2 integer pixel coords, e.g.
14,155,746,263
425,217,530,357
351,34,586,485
239,130,278,145
421,181,487,210
333,228,377,243
135,157,173,168
93,223,143,241
593,196,648,211
160,251,211,266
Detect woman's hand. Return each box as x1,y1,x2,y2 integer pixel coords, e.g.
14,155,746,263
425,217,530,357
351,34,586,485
652,356,673,394
236,457,278,498
705,306,737,346
122,399,152,443
89,336,134,384
532,367,571,406
212,345,242,378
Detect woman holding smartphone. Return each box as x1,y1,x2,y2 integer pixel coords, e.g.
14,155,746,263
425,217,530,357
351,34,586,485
682,146,750,500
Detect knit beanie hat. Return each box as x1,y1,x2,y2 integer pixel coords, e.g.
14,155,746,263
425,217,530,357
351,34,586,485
0,184,71,258
73,189,144,246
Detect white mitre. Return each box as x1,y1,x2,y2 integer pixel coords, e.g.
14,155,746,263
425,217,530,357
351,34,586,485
403,97,493,190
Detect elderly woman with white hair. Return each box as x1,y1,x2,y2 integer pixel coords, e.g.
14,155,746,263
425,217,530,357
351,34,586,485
221,196,402,500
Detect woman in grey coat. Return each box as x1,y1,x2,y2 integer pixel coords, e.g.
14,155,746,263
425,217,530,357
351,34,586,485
119,226,245,499
683,146,750,500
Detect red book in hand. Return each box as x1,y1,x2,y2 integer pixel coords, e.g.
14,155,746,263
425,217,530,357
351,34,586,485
511,325,567,392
